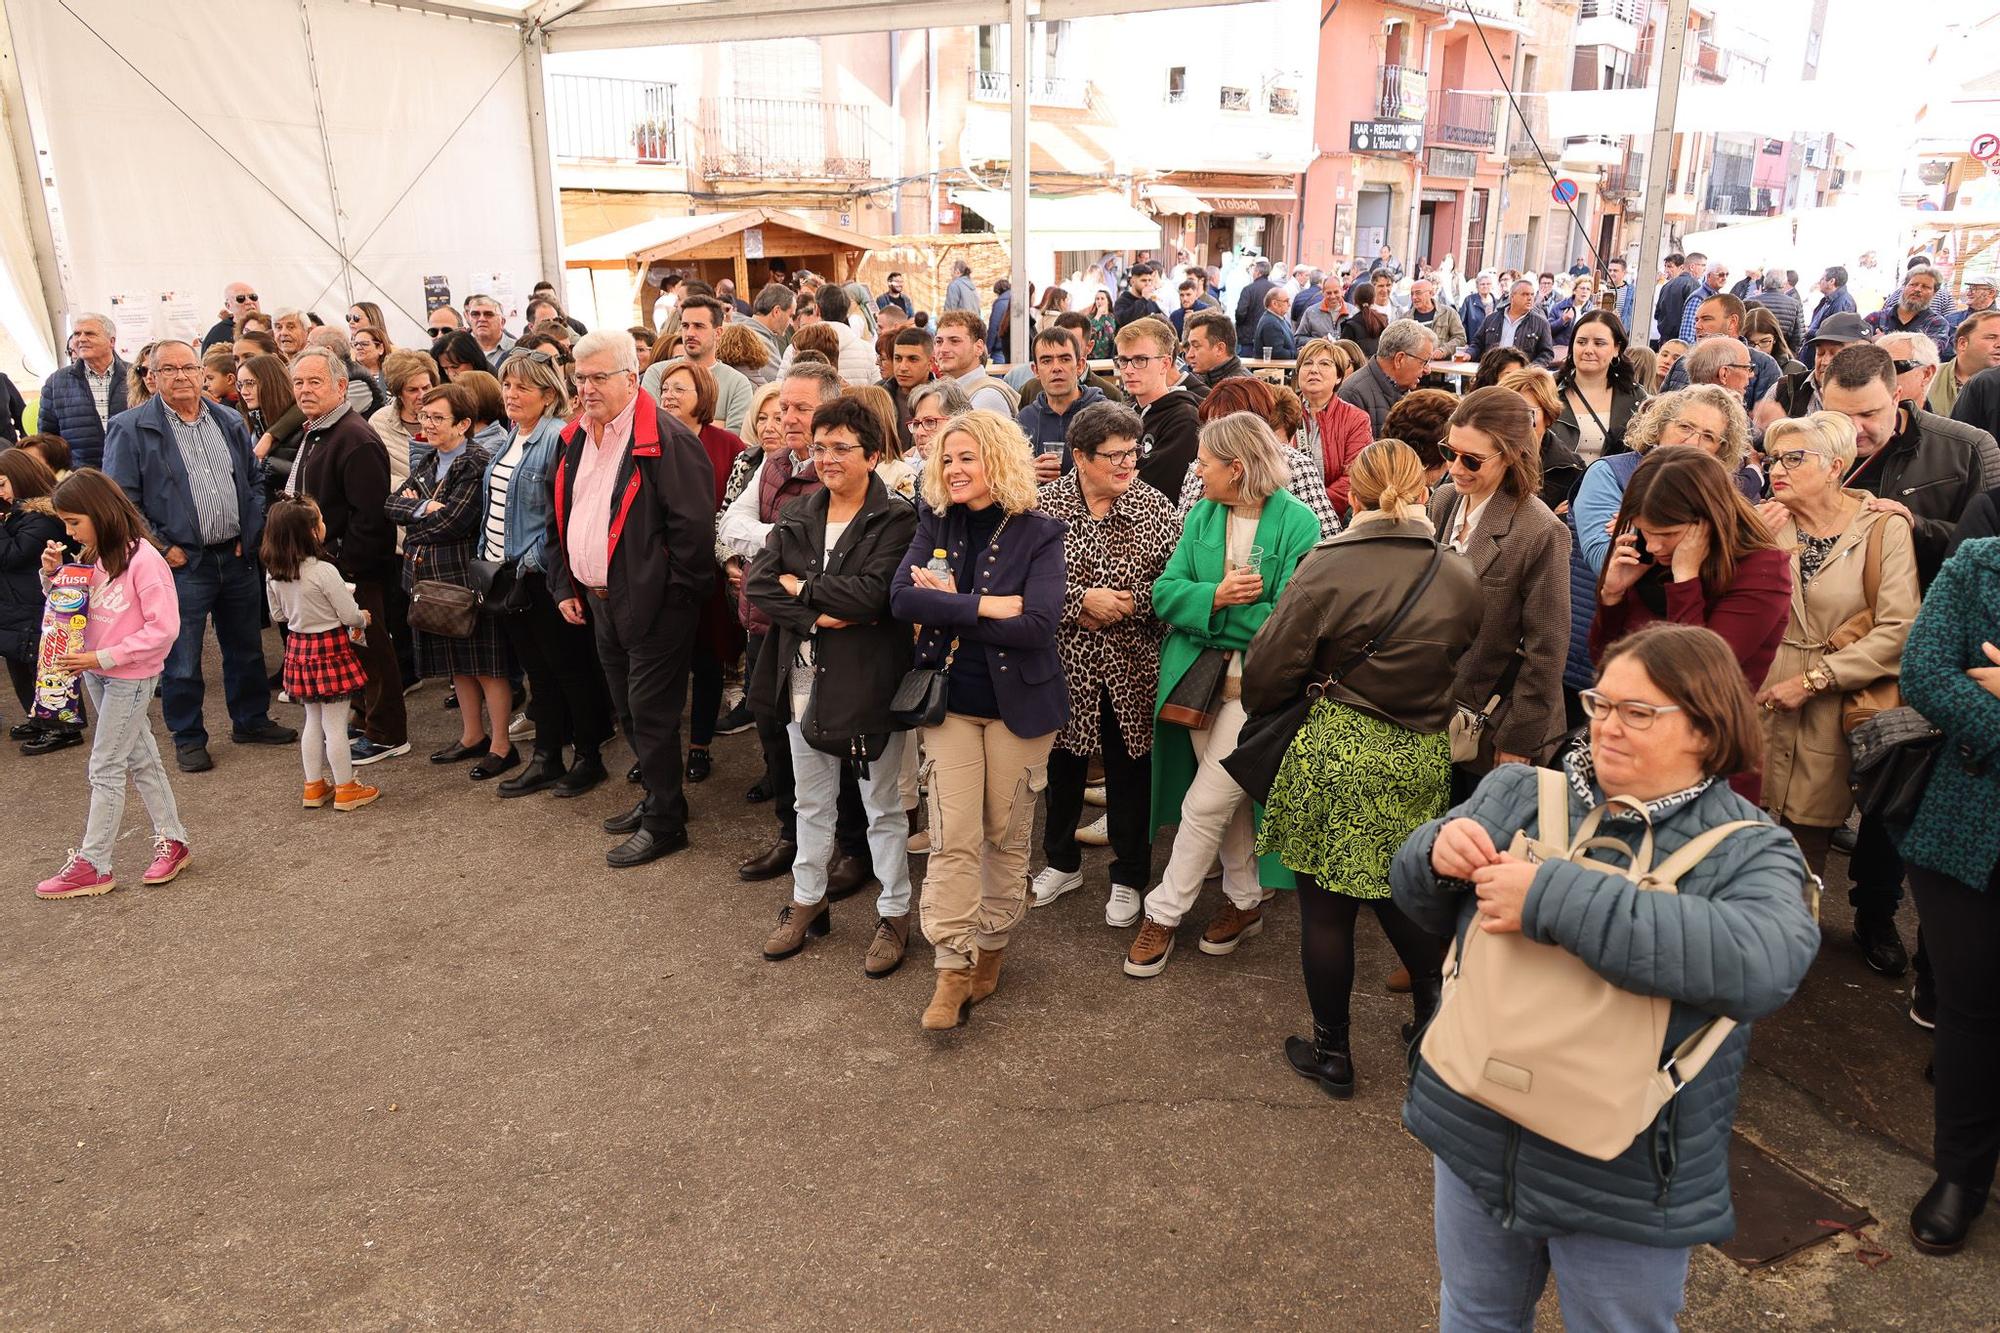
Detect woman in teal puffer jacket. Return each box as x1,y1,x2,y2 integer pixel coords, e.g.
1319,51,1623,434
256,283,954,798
1391,623,1818,1331
1897,536,2000,1256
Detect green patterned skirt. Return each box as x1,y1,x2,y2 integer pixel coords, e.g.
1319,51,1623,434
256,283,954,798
1256,697,1452,899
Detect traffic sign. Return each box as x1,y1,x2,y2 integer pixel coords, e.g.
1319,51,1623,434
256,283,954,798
1551,178,1579,204
1973,133,2000,162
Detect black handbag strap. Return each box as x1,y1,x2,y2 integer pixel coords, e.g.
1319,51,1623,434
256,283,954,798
1307,541,1446,699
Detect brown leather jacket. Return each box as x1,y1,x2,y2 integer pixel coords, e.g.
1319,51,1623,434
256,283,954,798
1242,515,1484,734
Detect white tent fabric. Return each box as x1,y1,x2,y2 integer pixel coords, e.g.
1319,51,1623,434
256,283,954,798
8,0,545,352
0,63,55,377
947,189,1160,250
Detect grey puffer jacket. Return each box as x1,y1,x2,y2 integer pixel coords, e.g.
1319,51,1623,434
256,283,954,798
1392,763,1819,1248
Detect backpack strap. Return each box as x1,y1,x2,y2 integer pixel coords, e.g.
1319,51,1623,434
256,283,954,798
1641,819,1763,889
1661,1014,1739,1091
1534,767,1569,847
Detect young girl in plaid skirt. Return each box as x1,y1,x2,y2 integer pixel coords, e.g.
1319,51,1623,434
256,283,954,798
262,497,379,811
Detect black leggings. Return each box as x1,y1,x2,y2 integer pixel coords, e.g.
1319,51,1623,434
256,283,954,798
1296,874,1446,1032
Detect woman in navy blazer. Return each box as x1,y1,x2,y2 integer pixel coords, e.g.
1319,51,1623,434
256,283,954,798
890,409,1067,1031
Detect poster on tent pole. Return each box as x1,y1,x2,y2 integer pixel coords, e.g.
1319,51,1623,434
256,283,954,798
423,275,453,313
469,272,521,326
106,294,155,360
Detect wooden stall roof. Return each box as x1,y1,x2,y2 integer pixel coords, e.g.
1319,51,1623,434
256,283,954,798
564,207,887,269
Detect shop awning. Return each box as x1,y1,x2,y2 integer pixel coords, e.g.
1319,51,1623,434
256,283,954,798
948,189,1161,250
1142,184,1213,216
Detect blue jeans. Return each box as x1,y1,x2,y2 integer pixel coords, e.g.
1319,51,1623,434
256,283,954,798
1433,1158,1690,1332
786,722,912,918
79,673,187,873
163,546,273,749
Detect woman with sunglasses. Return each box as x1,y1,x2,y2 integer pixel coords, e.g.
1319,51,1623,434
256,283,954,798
1754,412,1917,875
1393,622,1817,1331
1592,448,1790,799
482,352,613,798
346,303,388,341
350,325,390,382
1428,387,1572,793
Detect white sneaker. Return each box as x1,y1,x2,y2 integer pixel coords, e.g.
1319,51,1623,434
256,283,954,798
1084,784,1108,808
1030,865,1084,908
507,711,536,741
1075,815,1110,847
1105,883,1142,928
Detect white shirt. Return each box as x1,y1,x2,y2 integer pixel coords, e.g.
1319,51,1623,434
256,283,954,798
718,451,812,561
1446,493,1491,554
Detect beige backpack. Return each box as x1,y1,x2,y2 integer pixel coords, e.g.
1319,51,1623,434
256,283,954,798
1419,768,1762,1161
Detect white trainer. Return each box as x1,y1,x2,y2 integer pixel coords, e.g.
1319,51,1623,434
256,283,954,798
1105,883,1143,928
1076,815,1110,847
1084,784,1108,807
1030,865,1084,908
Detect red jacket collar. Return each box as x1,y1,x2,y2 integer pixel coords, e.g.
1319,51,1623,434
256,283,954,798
560,389,663,451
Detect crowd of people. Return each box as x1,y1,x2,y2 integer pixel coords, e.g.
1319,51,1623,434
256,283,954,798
4,241,1999,1325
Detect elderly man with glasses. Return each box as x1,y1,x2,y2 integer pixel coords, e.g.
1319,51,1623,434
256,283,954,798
546,330,719,868
1339,318,1438,436
463,294,514,363
203,282,260,351
102,340,296,772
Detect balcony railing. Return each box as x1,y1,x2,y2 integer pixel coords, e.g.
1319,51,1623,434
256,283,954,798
1427,92,1499,148
1377,63,1429,122
549,75,679,163
697,97,886,180
1579,0,1643,21
1704,184,1751,214
1506,97,1549,162
971,68,1089,108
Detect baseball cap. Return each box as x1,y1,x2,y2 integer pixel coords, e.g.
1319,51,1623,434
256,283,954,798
1804,312,1871,351
1970,277,1997,289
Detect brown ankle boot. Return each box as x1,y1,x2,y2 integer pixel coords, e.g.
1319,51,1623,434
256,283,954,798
763,898,830,961
968,947,1005,1003
921,968,975,1029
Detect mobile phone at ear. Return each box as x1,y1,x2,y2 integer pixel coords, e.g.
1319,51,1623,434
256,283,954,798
1632,529,1653,565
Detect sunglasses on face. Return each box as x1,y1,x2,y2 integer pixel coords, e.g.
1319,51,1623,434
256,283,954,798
1891,359,1923,374
345,313,362,324
1439,444,1499,471
232,294,259,304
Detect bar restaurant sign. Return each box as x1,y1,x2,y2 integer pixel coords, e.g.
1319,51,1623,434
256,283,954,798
1351,120,1423,154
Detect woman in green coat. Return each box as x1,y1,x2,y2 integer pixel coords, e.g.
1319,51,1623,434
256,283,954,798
1124,411,1322,979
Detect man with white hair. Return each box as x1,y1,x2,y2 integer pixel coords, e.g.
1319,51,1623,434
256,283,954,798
1338,318,1437,435
103,340,293,771
288,346,409,765
203,281,260,351
37,312,129,469
273,309,312,359
1683,336,1755,406
546,329,719,868
1877,331,1941,410
464,294,514,362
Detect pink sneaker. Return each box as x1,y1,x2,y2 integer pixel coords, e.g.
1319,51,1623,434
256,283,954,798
36,852,115,900
142,837,191,886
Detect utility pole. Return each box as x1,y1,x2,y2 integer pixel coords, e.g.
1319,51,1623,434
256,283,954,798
1630,0,1691,343
1009,0,1030,365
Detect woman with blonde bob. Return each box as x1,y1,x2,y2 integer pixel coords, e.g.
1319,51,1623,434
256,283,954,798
890,409,1069,1030
1755,411,1919,878
1246,439,1484,1096
1125,412,1323,979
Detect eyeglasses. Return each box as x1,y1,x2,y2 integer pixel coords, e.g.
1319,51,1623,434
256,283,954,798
1439,443,1500,472
1112,354,1163,370
911,415,950,432
575,370,634,389
1085,446,1142,467
1662,417,1724,449
1578,689,1684,729
416,412,456,427
808,442,863,459
1724,362,1754,373
231,293,259,304
345,313,362,324
1768,449,1829,472
428,325,455,336
152,364,202,378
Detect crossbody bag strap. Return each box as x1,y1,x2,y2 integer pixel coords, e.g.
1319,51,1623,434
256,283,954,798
1859,512,1886,611
1307,542,1447,698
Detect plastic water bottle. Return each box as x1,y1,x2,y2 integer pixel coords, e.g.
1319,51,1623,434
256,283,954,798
925,548,950,576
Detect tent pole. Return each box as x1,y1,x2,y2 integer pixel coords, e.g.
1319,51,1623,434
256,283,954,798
0,0,65,362
1008,0,1029,366
523,23,566,287
298,0,354,307
1630,0,1690,345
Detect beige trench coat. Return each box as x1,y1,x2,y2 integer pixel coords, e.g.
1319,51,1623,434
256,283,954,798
1759,498,1920,827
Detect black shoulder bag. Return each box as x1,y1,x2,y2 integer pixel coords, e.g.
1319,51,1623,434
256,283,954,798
1222,542,1446,803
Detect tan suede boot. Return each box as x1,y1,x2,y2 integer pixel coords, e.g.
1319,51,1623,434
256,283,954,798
921,968,975,1030
763,898,830,961
968,947,1005,1004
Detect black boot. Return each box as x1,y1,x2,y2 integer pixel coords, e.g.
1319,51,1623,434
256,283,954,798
498,748,567,798
1911,1176,1988,1255
553,750,608,797
1402,974,1443,1049
1284,1022,1355,1099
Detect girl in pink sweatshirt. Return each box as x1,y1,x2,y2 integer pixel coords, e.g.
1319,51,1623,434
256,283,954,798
34,470,193,899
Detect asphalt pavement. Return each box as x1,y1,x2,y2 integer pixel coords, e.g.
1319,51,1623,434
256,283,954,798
0,638,1993,1329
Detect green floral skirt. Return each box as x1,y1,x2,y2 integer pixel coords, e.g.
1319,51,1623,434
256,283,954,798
1256,697,1451,899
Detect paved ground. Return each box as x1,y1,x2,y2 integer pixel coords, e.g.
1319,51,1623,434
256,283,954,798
1,637,1995,1330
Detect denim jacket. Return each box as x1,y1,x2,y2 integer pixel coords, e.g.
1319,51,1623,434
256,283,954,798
483,415,565,573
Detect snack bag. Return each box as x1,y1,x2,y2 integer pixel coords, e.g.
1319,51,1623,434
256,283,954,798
31,564,93,726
